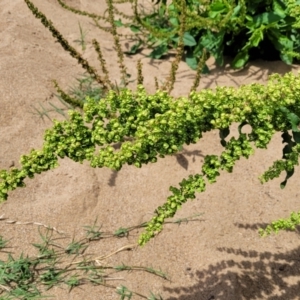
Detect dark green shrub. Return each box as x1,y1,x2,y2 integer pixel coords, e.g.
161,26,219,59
121,0,300,70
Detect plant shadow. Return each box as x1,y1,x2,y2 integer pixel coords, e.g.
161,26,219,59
108,146,205,186
169,56,296,90
163,222,300,299
175,148,204,171
164,245,300,300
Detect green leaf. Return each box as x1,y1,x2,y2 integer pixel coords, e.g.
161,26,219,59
185,55,198,70
280,52,293,65
199,30,224,51
273,0,287,17
124,41,143,55
279,107,300,132
148,43,168,59
197,30,224,66
183,32,197,47
114,19,123,27
289,114,300,132
232,4,241,17
268,29,294,64
245,15,253,22
231,51,249,69
185,53,209,73
279,37,293,50
246,29,264,48
202,64,209,74
268,29,293,51
168,3,175,12
169,17,179,26
129,24,140,33
208,2,226,18
210,2,226,12
292,132,300,144
252,12,283,27
215,49,224,66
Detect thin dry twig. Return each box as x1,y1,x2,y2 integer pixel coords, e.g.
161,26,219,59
0,215,66,235
72,243,137,265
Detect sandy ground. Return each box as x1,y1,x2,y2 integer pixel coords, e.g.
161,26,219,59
1,0,300,299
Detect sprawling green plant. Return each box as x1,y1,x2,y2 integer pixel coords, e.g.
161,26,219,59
113,0,300,70
0,218,183,299
2,0,300,250
2,69,300,244
259,210,300,236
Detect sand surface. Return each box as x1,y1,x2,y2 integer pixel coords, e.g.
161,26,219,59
1,1,300,299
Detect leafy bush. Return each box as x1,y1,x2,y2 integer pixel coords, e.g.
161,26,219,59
119,0,300,70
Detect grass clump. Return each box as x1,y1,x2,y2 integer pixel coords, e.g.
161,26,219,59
0,215,202,299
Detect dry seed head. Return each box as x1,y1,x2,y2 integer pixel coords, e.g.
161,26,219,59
137,59,144,85
106,0,129,86
92,39,113,89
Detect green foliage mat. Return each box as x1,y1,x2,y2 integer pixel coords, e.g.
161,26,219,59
118,0,300,70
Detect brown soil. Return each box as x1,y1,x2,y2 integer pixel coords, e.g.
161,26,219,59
1,1,300,299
